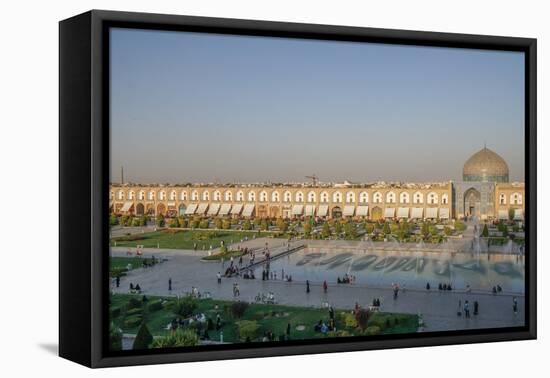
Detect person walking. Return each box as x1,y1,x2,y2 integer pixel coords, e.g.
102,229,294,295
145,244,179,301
323,280,328,294
115,276,120,288
513,297,518,314
306,280,310,294
168,277,172,291
464,300,470,318
473,300,479,315
217,272,221,284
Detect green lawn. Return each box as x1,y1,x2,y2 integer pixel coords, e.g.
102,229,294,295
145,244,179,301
110,256,146,270
110,229,268,250
110,293,418,345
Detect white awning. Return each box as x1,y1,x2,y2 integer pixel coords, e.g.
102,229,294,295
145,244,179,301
242,204,255,217
167,201,176,207
196,203,209,215
219,203,232,215
185,203,198,215
109,201,113,209
514,209,524,220
343,205,355,216
425,207,438,219
121,201,133,212
356,206,368,217
304,205,315,216
384,208,395,218
411,207,423,219
292,205,304,215
317,205,329,217
230,204,243,215
498,209,508,220
397,207,409,218
207,203,220,215
439,208,450,219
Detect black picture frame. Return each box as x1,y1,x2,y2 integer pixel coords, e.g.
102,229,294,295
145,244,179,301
59,9,537,368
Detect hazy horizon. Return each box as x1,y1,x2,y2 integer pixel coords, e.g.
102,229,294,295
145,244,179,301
110,28,525,184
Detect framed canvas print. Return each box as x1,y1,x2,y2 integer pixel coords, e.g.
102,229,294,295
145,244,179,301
59,10,537,368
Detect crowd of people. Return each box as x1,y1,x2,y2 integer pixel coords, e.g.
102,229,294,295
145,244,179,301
337,274,356,284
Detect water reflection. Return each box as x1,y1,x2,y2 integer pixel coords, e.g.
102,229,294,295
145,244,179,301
258,249,525,292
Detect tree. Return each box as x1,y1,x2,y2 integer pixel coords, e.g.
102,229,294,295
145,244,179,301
109,213,119,226
168,218,179,228
354,309,371,331
155,213,165,227
344,223,357,239
152,329,198,348
321,222,331,238
243,220,252,230
481,224,489,237
214,218,223,229
508,208,515,221
334,221,343,235
222,219,232,230
303,222,312,237
365,222,375,234
231,301,249,319
276,218,288,232
421,222,430,238
172,296,198,318
382,222,391,235
199,219,209,229
109,322,122,351
236,320,260,341
260,219,269,231
133,323,153,350
178,216,188,228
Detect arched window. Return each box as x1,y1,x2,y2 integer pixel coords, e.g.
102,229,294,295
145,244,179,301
138,190,145,200
373,192,382,204
148,190,155,201
359,192,368,203
332,192,342,203
191,190,199,201
283,191,292,202
499,193,506,205
225,191,233,201
386,191,396,204
259,191,268,202
346,192,355,203
413,192,423,204
159,191,166,201
110,191,114,200
271,191,280,202
202,191,210,201
307,191,316,203
248,191,256,202
117,190,125,200
442,193,449,205
180,191,187,201
128,191,135,200
295,191,304,202
511,192,523,205
236,191,244,202
320,192,329,203
399,192,410,204
170,190,177,201
213,191,221,201
427,192,438,204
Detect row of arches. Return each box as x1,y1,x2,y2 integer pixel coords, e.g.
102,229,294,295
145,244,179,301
498,192,524,206
111,189,449,205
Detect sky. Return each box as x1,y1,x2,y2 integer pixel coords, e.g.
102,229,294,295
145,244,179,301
110,27,525,184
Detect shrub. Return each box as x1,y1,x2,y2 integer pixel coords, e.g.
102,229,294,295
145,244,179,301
382,222,391,235
148,300,163,312
111,307,121,318
109,322,122,351
168,218,179,228
120,215,129,226
133,323,153,350
342,312,357,329
243,220,252,230
214,218,223,229
277,218,288,232
321,222,331,238
152,329,198,348
127,297,142,310
178,217,188,228
230,301,249,319
222,219,231,229
124,315,142,328
365,223,375,234
454,220,466,232
236,320,260,341
125,307,142,317
199,220,209,229
481,224,489,237
303,222,312,236
171,296,198,318
364,326,381,336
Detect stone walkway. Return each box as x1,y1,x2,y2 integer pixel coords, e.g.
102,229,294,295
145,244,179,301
111,244,525,333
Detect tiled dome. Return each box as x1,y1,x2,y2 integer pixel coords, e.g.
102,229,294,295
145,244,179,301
463,147,509,182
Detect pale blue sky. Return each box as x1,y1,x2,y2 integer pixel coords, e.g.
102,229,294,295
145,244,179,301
110,28,525,184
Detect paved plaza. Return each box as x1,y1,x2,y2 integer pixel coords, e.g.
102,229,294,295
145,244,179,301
111,237,525,333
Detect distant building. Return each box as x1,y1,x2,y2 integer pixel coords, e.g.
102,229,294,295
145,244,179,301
110,147,524,221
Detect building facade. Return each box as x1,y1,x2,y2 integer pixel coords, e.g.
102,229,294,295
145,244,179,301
109,147,524,221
